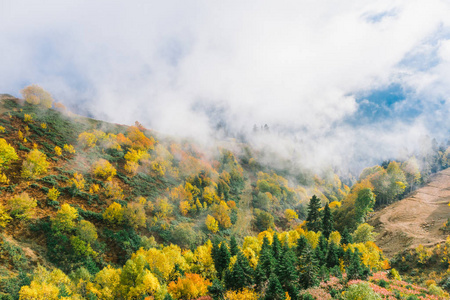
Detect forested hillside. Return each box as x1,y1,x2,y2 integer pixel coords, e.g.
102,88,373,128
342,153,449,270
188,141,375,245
0,86,449,299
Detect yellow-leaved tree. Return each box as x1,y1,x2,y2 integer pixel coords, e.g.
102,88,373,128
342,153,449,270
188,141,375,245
8,192,37,220
92,159,116,181
52,204,78,232
205,215,219,233
167,273,211,300
21,149,50,178
103,202,124,224
20,84,54,108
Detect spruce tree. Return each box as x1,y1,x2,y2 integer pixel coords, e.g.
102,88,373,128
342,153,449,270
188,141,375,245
341,227,353,245
315,234,328,266
225,251,254,290
255,236,274,290
306,195,322,232
296,235,308,257
321,203,334,239
264,272,285,300
272,233,282,262
215,242,230,279
276,246,299,300
326,242,340,269
346,248,370,280
211,238,220,263
208,279,225,300
298,245,319,289
230,235,239,257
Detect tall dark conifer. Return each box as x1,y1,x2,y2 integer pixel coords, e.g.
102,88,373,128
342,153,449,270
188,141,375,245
298,245,319,289
215,242,230,279
326,242,340,269
341,227,353,245
321,203,334,239
276,246,299,300
255,236,274,290
272,233,282,262
208,279,225,300
315,234,328,266
264,273,284,300
225,251,254,290
296,235,308,257
306,195,322,232
346,248,370,280
229,235,239,257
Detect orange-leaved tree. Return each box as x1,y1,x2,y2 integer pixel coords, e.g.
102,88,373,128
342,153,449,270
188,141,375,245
167,273,211,300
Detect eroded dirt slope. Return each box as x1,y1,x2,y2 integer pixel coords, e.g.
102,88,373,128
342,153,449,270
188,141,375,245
369,168,450,258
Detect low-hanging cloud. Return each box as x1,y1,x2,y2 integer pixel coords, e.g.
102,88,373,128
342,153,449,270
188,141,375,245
1,0,450,173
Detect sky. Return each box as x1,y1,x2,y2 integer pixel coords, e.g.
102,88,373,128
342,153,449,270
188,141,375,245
1,0,450,172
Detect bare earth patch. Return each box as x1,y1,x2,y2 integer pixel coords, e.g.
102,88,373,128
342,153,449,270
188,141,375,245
369,168,450,258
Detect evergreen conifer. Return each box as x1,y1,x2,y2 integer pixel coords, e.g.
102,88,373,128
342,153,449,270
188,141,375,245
306,195,322,232
321,203,334,239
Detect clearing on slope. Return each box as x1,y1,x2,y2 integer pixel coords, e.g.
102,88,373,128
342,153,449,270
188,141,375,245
369,168,450,258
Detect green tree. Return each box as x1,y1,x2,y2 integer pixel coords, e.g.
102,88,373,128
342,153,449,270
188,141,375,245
272,233,282,262
326,242,340,269
355,188,375,224
352,223,376,243
306,195,321,232
224,252,253,290
255,236,274,290
276,245,299,300
315,234,328,266
321,203,334,239
298,245,319,289
208,279,225,300
346,248,370,281
341,227,353,245
296,235,308,257
76,220,98,243
264,273,284,300
229,235,239,257
254,208,275,231
214,242,230,279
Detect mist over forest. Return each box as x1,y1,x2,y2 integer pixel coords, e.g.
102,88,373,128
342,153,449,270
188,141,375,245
2,1,450,176
2,1,450,300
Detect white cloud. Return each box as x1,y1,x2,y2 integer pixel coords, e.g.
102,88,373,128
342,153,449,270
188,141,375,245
1,0,450,171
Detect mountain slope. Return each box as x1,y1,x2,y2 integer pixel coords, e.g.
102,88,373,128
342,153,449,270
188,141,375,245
369,168,450,257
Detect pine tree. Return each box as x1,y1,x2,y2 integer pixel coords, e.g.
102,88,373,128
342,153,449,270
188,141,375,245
321,203,334,239
255,236,274,290
298,245,319,289
230,235,239,257
296,235,308,257
326,242,340,269
341,227,353,245
346,248,370,280
272,233,282,262
276,246,299,300
306,195,322,232
315,234,328,266
225,251,253,290
215,242,230,279
264,273,285,300
208,279,225,300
